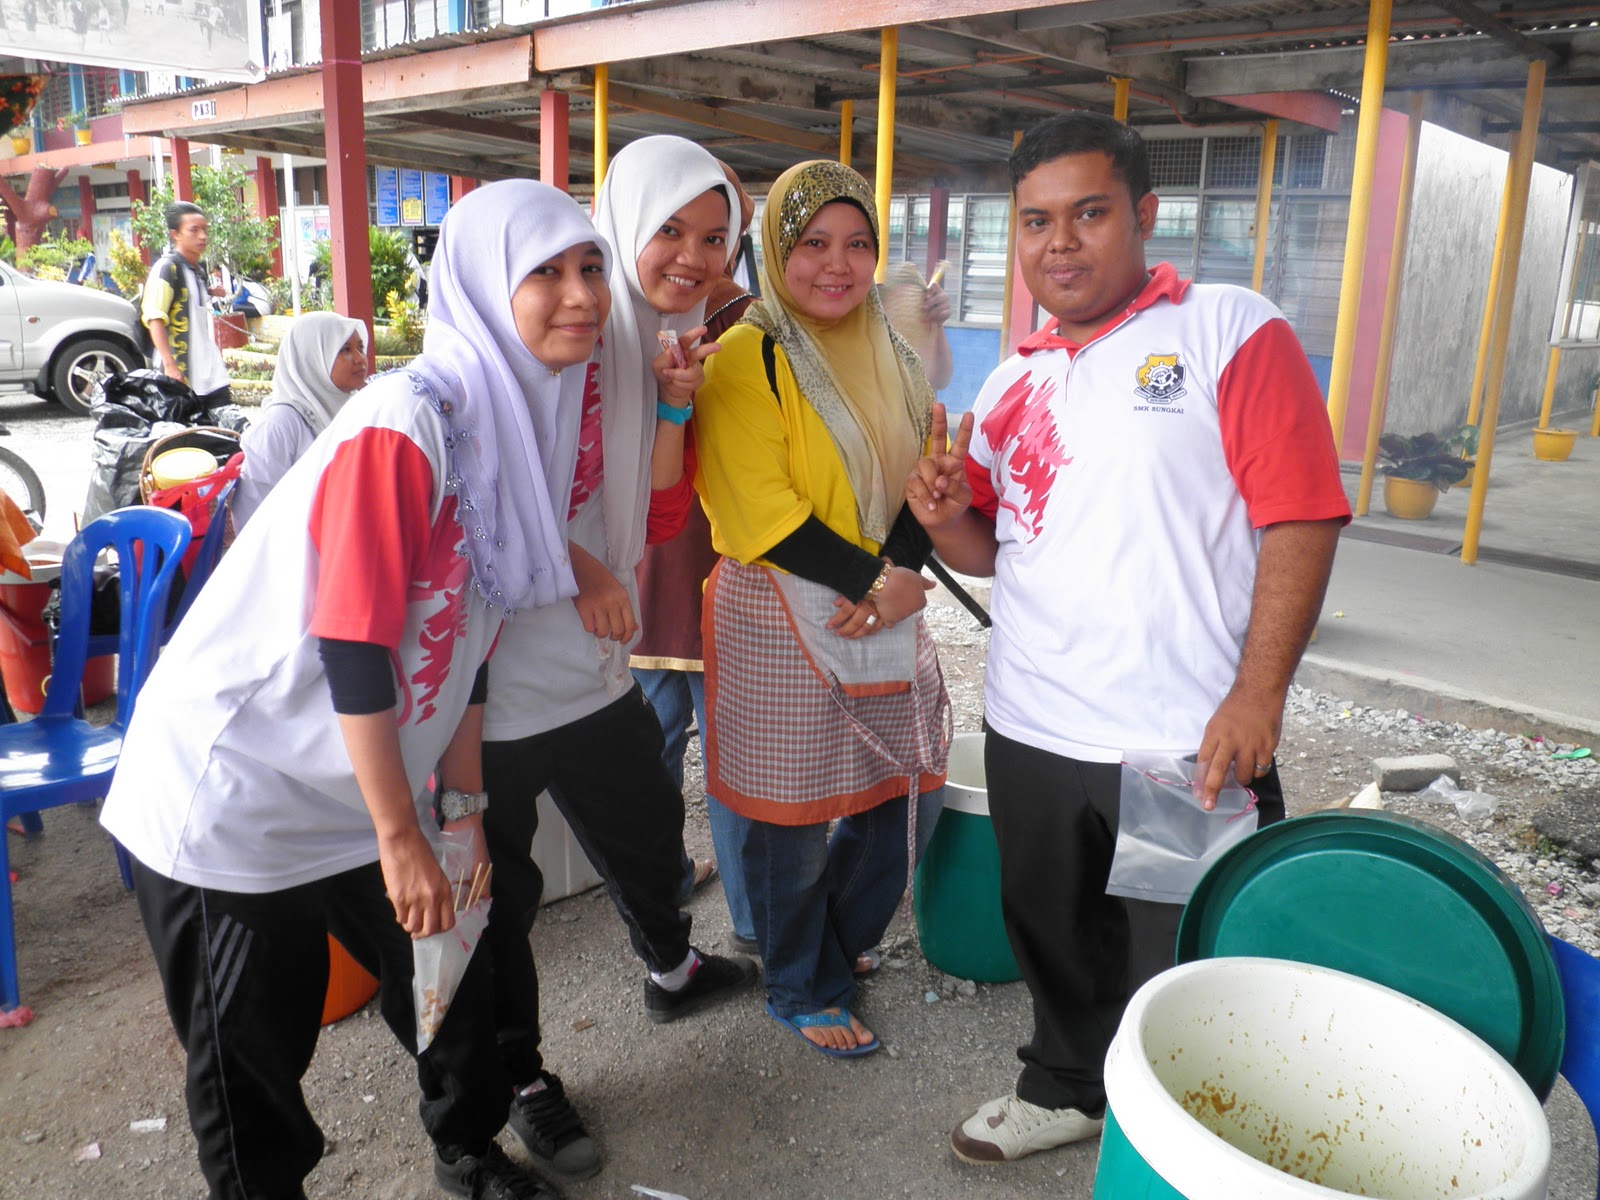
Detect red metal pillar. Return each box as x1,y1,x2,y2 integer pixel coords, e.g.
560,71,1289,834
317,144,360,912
127,169,150,264
540,90,569,193
77,175,95,240
172,138,194,202
449,175,478,202
320,0,374,344
253,156,284,278
926,187,949,281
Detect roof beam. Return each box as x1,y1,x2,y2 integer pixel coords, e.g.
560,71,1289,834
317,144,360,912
389,108,537,148
534,0,1185,70
1185,29,1600,97
601,80,838,156
610,54,822,109
1431,0,1564,66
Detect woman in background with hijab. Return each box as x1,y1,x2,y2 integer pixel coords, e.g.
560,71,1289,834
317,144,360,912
693,161,952,1058
101,180,610,1200
477,135,756,1186
234,311,368,527
630,159,759,949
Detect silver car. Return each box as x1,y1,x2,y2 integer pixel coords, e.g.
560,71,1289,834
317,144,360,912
0,261,145,416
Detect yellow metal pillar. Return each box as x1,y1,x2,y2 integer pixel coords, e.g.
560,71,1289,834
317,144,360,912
1466,132,1518,426
1463,60,1546,565
1591,383,1600,437
1356,95,1425,517
1112,76,1130,123
1250,119,1278,294
593,64,609,189
1538,346,1562,428
1324,0,1393,449
874,27,898,282
1000,130,1022,364
839,99,853,167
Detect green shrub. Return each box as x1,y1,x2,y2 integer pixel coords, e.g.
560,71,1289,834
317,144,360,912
130,162,278,280
17,234,94,280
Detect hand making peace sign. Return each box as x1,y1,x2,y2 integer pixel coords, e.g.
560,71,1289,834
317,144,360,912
905,402,976,529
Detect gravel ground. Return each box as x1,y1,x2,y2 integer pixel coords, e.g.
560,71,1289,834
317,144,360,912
0,399,1595,1197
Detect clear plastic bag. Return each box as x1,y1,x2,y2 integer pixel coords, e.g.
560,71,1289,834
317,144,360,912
1106,751,1259,905
412,827,492,1053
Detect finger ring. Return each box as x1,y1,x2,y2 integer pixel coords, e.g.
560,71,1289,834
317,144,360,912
1254,762,1271,773
865,613,879,627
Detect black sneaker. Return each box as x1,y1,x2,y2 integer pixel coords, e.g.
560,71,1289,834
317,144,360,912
643,949,758,1024
507,1071,599,1181
433,1142,556,1200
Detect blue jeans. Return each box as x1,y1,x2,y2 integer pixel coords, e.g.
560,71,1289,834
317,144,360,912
739,795,909,1019
636,666,755,943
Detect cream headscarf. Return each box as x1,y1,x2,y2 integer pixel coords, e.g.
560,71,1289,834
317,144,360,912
265,312,365,436
744,160,933,545
592,135,738,574
416,179,610,612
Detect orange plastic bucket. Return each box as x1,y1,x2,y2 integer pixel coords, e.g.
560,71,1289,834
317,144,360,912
321,934,380,1026
0,570,115,715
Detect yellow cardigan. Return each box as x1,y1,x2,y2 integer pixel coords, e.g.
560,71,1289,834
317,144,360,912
692,323,881,567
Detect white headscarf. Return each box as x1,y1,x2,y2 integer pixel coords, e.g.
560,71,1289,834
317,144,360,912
592,136,738,574
415,179,611,612
266,311,365,436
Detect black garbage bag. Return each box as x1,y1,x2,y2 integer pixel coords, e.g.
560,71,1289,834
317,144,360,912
83,370,250,522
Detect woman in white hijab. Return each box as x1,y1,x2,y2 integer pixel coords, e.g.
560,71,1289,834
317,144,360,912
101,180,609,1200
234,311,368,527
476,136,758,1185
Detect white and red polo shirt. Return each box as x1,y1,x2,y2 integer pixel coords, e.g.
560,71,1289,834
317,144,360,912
967,263,1350,763
103,369,504,893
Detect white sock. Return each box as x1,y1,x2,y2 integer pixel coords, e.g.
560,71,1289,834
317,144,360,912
517,1078,547,1099
648,949,700,992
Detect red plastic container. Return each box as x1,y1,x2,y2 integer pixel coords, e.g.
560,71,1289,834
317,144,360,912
0,545,115,714
321,934,380,1026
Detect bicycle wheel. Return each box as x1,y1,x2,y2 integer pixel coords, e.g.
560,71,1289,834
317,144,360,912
0,444,47,528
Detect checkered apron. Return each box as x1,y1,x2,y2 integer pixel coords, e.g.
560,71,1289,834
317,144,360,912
701,558,951,827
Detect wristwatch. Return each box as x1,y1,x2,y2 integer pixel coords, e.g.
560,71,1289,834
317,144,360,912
438,788,487,821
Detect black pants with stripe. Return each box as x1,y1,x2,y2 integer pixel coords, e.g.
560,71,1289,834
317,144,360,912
983,723,1285,1115
132,858,510,1200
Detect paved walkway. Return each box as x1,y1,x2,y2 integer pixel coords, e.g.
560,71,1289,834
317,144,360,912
1308,417,1600,741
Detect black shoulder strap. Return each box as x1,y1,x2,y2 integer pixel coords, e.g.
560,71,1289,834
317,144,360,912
760,333,779,404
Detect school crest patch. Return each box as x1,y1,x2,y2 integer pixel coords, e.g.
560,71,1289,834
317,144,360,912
1134,354,1187,404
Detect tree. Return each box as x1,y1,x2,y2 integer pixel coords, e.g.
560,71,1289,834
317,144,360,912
130,161,278,280
0,165,69,256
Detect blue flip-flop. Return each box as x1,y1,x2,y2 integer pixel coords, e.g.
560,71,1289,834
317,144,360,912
766,999,880,1058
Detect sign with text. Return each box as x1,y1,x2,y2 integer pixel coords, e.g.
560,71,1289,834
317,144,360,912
375,167,401,227
425,173,450,226
5,2,265,83
400,170,425,227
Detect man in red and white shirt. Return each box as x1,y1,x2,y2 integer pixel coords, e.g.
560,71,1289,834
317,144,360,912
907,112,1350,1167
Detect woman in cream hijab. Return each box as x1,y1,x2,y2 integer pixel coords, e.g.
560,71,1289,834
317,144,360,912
234,311,367,527
693,160,951,1058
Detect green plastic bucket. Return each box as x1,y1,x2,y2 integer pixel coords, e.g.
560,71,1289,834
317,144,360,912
1094,957,1551,1200
912,733,1021,983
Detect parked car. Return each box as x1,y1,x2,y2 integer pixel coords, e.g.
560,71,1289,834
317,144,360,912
0,261,146,416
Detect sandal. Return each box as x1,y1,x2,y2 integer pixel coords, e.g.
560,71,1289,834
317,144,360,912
690,857,718,891
853,949,881,976
766,999,880,1059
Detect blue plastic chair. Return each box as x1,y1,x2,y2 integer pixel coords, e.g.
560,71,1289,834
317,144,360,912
0,507,191,1017
1551,935,1600,1198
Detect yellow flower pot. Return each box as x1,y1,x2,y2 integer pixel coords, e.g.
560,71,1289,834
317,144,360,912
1382,475,1440,520
1532,427,1577,462
9,135,30,155
74,128,92,145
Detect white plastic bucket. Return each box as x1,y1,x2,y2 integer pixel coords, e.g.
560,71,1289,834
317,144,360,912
1096,957,1551,1200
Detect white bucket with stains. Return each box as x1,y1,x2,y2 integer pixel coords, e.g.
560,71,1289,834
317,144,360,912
1094,957,1550,1200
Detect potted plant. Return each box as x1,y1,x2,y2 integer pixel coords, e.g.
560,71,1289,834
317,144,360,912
63,110,93,145
1377,426,1475,520
7,126,31,156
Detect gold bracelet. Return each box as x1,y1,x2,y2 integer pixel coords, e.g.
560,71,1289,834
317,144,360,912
869,561,893,595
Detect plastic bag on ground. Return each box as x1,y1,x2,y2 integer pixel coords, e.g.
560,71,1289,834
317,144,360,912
1106,751,1260,905
1419,774,1500,820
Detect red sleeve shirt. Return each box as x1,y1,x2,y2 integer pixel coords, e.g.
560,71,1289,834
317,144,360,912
1216,317,1352,529
308,428,438,649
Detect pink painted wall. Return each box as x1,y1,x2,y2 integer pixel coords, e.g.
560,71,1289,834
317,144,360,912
1339,107,1409,461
